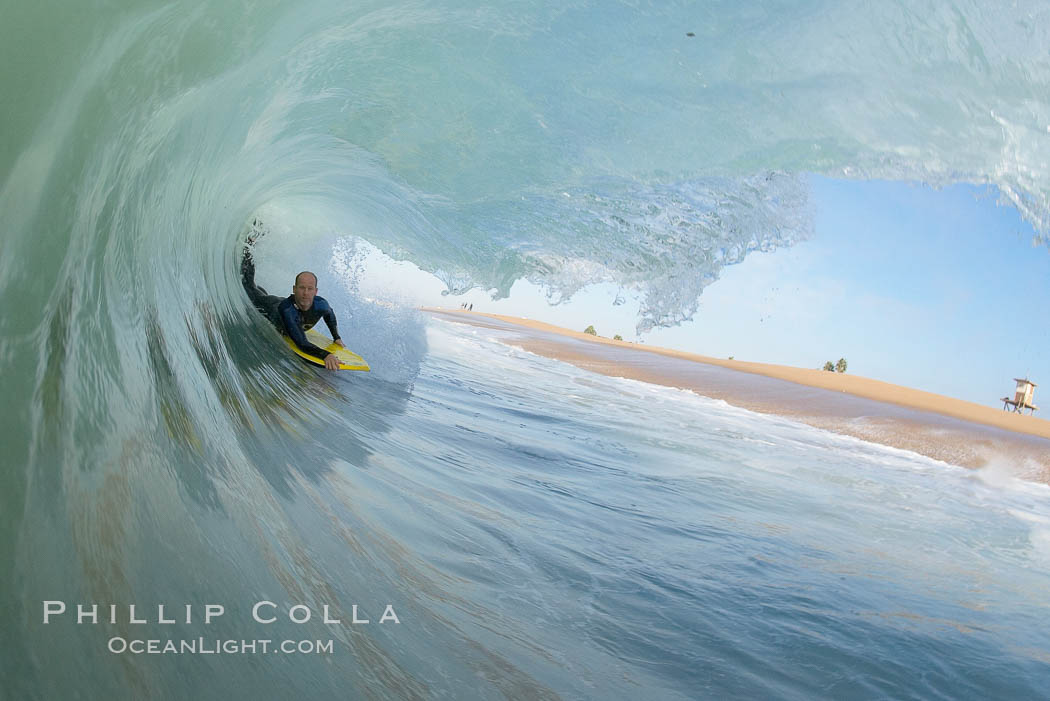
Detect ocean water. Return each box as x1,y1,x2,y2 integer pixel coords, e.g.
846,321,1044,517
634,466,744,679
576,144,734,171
3,1,1050,698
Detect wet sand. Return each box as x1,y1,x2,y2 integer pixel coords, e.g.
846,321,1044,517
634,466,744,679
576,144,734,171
425,308,1050,479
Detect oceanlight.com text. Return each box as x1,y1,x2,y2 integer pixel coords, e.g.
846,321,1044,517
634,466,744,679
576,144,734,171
107,637,335,655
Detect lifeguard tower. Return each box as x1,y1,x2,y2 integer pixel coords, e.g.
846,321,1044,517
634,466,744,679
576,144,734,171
1001,378,1038,415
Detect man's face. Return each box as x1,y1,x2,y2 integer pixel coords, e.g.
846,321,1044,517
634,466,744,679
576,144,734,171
293,273,318,310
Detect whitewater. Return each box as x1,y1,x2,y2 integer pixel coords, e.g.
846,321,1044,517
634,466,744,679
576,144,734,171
2,1,1050,698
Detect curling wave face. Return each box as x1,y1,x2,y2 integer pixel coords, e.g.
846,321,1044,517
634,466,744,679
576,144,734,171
5,0,1050,497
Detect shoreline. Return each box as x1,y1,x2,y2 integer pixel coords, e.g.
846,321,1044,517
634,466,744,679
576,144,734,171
423,308,1050,476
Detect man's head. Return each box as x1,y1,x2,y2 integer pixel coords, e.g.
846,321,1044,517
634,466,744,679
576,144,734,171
292,271,319,310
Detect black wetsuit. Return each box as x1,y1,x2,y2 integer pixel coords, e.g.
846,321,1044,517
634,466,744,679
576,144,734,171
241,251,341,361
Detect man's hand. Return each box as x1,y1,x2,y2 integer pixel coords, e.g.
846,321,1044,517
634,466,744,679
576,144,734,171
334,339,345,348
324,353,340,370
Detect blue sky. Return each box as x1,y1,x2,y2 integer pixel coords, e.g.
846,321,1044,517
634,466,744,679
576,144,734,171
646,177,1050,405
353,176,1050,407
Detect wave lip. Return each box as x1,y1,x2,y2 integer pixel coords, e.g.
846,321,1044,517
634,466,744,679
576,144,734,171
5,0,1050,346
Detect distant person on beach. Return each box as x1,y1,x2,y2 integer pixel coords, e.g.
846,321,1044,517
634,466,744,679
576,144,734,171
241,227,344,370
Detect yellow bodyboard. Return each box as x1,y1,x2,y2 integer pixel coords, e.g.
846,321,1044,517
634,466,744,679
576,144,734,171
283,329,370,371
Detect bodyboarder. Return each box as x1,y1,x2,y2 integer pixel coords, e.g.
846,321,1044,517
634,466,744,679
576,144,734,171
241,232,344,371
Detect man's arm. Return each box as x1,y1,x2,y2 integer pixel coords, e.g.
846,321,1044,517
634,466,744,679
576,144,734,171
318,299,341,343
279,303,335,362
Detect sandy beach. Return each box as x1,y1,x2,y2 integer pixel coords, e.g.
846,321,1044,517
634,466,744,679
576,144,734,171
425,308,1050,479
